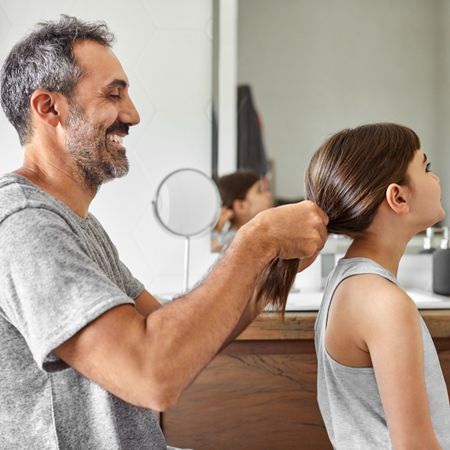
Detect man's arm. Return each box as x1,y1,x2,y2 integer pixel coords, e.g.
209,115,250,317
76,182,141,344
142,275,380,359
134,290,162,316
55,201,328,411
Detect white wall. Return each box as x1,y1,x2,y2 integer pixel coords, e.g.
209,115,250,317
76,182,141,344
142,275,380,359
238,0,441,201
436,0,450,224
0,0,216,294
217,0,238,175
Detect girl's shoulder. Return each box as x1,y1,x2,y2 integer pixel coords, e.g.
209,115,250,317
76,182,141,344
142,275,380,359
335,273,417,316
326,273,421,367
331,273,420,341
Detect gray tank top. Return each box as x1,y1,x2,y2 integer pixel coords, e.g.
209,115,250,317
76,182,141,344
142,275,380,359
315,257,450,449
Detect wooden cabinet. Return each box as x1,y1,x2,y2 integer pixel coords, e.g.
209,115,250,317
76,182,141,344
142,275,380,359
162,311,450,450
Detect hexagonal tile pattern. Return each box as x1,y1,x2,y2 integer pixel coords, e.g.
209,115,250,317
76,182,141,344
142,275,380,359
0,6,11,50
135,30,211,114
141,0,211,30
70,0,156,72
90,148,155,235
133,111,211,183
204,17,213,40
132,201,186,284
0,0,78,25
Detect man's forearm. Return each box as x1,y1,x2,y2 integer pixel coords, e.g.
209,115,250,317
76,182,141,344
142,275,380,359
143,222,274,403
218,285,270,351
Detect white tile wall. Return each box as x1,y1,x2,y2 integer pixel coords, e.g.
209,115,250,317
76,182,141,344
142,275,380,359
0,0,216,295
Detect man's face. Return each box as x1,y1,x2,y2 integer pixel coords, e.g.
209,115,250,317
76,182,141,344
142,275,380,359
64,40,140,190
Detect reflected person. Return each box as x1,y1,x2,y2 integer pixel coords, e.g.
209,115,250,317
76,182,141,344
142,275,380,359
0,15,328,449
212,170,273,252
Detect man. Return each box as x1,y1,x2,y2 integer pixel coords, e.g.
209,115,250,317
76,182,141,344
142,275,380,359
0,16,328,449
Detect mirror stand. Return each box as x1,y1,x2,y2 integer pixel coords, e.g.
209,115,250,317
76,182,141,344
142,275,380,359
183,236,191,292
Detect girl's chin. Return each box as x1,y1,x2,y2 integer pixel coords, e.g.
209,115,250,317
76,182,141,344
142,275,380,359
436,207,446,223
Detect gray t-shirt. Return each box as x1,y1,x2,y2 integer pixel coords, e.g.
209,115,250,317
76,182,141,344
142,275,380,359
0,174,167,449
316,257,450,449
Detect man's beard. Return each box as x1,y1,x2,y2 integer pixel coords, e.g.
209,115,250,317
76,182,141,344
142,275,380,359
65,103,129,192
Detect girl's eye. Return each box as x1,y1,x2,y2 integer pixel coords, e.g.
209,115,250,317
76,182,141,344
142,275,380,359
426,162,432,173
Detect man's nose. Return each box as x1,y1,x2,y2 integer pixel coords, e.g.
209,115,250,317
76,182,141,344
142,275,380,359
120,96,140,126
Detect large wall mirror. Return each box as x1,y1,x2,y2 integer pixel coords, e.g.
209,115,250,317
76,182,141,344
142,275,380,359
212,0,450,227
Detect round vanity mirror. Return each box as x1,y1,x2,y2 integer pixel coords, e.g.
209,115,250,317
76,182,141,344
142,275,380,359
153,168,221,291
153,168,221,237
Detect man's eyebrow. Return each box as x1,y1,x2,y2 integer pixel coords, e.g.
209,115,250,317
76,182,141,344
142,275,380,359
103,79,128,91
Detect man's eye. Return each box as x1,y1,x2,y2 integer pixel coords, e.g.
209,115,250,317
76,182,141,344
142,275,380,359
109,90,121,99
426,162,432,172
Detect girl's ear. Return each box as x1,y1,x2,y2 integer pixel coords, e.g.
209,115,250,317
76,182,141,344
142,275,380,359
232,199,247,215
386,183,410,215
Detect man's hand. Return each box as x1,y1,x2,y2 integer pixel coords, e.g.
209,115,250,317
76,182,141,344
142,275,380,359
237,200,329,263
298,249,321,272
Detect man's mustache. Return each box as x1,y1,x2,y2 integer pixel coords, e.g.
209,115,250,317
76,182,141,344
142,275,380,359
106,122,129,135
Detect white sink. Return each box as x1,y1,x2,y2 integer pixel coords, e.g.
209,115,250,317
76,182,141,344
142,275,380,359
285,288,450,311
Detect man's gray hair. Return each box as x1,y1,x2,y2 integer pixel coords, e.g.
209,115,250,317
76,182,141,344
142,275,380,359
0,15,115,145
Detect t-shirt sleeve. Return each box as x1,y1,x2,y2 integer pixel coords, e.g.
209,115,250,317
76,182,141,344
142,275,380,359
88,213,145,300
0,208,136,372
117,259,145,300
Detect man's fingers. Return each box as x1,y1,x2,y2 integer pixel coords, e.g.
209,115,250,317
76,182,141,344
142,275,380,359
302,200,329,226
298,250,321,272
316,223,328,249
316,206,329,227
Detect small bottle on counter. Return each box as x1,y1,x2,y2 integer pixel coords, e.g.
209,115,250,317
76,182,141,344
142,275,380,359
432,226,450,295
420,227,436,254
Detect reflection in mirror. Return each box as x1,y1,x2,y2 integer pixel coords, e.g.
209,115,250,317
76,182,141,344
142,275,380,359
213,0,450,231
211,169,273,252
153,168,221,290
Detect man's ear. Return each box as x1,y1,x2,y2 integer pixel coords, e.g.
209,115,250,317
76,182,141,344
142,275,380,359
29,89,66,129
386,183,410,214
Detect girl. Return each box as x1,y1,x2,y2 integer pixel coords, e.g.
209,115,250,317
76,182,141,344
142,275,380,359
304,123,450,449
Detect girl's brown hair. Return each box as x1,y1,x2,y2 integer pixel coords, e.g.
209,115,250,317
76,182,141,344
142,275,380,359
218,170,260,217
261,123,420,314
305,123,419,235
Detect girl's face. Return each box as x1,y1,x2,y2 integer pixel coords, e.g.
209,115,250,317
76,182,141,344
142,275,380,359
406,149,444,229
233,180,273,226
244,180,273,219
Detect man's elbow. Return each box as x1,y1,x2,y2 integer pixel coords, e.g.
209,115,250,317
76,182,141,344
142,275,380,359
142,385,180,412
137,369,184,412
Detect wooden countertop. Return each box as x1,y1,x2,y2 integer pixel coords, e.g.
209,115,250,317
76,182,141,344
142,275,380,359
237,310,450,340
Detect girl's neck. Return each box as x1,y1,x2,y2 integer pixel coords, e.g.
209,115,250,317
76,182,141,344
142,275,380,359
344,232,411,277
231,217,248,230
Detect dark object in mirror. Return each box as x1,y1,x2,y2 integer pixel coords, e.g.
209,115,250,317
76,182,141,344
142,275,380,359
237,84,268,177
